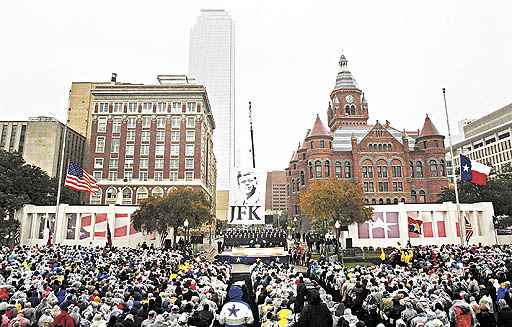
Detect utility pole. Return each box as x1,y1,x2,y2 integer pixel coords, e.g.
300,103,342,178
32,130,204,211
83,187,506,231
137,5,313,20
249,101,256,169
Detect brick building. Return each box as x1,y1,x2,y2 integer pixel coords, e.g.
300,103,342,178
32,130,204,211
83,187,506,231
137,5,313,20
286,54,448,219
83,75,216,205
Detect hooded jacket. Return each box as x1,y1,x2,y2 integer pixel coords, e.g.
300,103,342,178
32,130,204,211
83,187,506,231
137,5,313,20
218,286,254,327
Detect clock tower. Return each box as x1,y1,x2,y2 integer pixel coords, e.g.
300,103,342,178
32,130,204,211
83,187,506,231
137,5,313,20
327,53,369,130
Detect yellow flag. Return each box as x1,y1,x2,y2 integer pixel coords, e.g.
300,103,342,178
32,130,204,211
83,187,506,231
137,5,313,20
379,248,386,261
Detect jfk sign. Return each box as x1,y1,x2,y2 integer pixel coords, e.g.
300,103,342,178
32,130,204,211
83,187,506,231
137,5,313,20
228,168,266,225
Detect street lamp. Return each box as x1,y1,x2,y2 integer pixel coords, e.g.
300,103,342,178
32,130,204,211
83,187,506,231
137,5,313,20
184,219,189,243
335,220,341,261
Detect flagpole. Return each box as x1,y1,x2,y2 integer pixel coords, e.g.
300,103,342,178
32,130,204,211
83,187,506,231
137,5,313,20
54,90,71,245
442,88,464,246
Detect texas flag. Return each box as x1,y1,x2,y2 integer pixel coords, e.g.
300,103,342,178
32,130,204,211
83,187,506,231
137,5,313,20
460,154,492,186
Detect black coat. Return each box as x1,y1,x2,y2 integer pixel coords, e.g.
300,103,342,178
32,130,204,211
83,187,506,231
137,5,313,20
476,311,496,327
497,308,512,327
297,302,333,327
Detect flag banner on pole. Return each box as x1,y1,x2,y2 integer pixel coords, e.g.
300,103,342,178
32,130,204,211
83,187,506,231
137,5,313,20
106,220,112,246
64,162,99,193
408,216,423,235
465,216,473,243
460,154,492,186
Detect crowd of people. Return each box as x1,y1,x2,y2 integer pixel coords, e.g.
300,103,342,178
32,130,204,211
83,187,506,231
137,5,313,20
222,228,287,249
0,245,232,327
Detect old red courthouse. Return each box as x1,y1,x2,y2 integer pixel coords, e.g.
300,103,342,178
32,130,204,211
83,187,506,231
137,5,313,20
286,54,448,218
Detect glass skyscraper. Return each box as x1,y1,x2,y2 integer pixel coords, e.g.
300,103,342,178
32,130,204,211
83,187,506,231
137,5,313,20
189,9,235,191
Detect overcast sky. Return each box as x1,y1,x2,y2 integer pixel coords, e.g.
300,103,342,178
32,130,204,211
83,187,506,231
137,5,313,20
1,0,511,172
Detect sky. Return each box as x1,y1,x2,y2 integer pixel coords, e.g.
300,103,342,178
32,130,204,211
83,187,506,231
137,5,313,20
1,0,511,173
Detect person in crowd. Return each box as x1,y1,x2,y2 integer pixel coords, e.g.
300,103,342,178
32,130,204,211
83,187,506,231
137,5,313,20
218,286,254,327
296,289,333,327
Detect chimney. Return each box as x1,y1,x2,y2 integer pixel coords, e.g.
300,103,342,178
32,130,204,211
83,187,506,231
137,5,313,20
111,73,117,83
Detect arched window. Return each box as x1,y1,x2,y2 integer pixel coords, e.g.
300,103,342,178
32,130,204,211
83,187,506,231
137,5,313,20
429,160,438,177
401,198,406,203
419,190,426,203
296,179,300,192
411,190,417,203
344,162,352,178
416,161,424,177
300,171,305,185
90,189,102,205
439,159,446,176
151,186,164,198
371,199,376,205
291,179,295,193
378,144,383,151
335,161,342,178
309,162,313,178
122,187,132,205
386,199,391,204
364,199,369,204
350,105,356,115
324,160,330,177
409,161,414,177
393,198,398,204
391,159,402,177
377,160,387,178
315,161,322,178
105,187,117,205
136,187,149,204
379,199,384,204
167,186,178,195
345,105,351,115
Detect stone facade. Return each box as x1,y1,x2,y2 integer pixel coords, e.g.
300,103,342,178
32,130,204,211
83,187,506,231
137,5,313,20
83,75,216,207
0,117,85,177
286,54,449,219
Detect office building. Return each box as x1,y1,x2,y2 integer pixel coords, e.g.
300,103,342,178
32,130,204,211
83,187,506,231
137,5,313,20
265,171,288,212
189,9,235,191
446,103,512,176
0,117,85,177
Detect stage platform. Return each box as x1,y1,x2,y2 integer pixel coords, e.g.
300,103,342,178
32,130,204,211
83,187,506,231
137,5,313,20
216,247,289,264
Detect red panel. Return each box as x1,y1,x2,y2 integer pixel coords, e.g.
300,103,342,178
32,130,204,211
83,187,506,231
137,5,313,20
95,213,107,223
358,223,369,239
81,214,91,227
423,222,433,237
94,231,106,237
115,213,129,219
437,221,446,237
114,226,127,237
456,222,460,237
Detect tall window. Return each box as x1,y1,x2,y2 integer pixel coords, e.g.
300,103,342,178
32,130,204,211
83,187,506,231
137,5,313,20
109,159,118,170
324,161,330,177
169,171,178,181
142,116,151,129
156,130,165,142
170,144,179,156
171,131,180,142
416,161,424,177
141,131,150,143
139,171,148,181
156,117,166,129
113,103,123,113
344,162,352,178
300,171,305,185
187,102,197,113
172,102,181,113
291,179,295,193
136,187,149,204
335,161,342,178
377,165,387,178
106,188,117,205
111,138,120,153
155,159,164,170
127,102,137,113
156,102,166,113
185,158,194,169
309,162,313,178
142,103,152,113
186,144,194,156
320,140,325,148
127,117,137,128
122,188,132,205
419,190,426,203
112,118,121,134
155,145,165,157
439,159,446,176
140,145,149,156
186,117,195,128
429,160,438,177
97,117,107,132
315,161,322,178
392,165,402,177
99,103,109,113
411,190,417,203
95,137,105,153
186,130,195,142
170,158,179,169
171,117,181,129
409,161,414,177
362,165,373,178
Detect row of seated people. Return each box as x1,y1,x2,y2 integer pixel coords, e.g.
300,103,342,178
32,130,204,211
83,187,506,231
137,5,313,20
223,228,287,248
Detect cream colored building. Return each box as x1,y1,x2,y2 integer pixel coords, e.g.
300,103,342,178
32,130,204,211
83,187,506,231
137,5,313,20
0,117,85,177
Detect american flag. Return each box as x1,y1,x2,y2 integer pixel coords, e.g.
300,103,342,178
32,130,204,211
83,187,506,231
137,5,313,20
465,216,473,243
64,162,99,193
